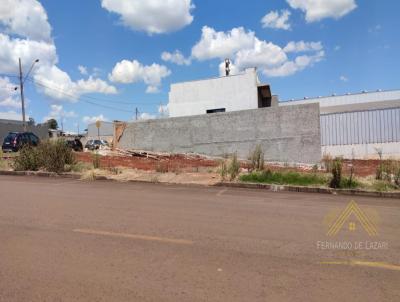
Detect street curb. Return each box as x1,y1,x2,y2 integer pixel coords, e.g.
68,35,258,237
0,170,81,179
215,182,400,199
1,170,399,199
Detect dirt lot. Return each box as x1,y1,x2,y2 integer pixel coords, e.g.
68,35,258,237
75,152,219,173
75,152,381,177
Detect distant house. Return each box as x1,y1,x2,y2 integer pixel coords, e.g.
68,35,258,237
168,68,277,117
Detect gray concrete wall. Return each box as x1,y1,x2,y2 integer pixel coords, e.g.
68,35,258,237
87,122,114,138
118,103,321,164
0,122,49,144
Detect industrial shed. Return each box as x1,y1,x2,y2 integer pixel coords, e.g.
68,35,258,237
281,90,400,159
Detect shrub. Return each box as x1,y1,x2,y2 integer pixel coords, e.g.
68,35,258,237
92,152,101,169
13,139,75,173
248,145,264,172
13,145,41,171
375,148,384,180
340,177,359,189
394,162,400,187
228,153,240,181
373,180,397,192
38,139,75,173
322,153,333,172
219,159,227,180
70,161,94,173
329,157,343,188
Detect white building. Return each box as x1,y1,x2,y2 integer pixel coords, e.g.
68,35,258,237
168,68,276,117
281,90,400,159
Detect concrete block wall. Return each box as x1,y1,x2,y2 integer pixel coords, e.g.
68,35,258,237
117,103,321,164
0,122,49,144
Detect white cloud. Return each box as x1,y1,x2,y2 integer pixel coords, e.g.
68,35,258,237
138,112,156,120
0,0,52,41
43,104,76,122
0,97,20,109
34,66,118,101
283,41,323,53
192,26,324,78
263,50,325,77
100,0,194,34
77,76,118,95
82,114,109,124
0,33,57,74
109,59,171,93
340,75,348,82
0,1,118,103
192,26,256,61
0,77,20,109
145,86,160,94
234,39,288,70
261,10,291,30
287,0,357,22
0,110,24,120
78,65,88,75
161,50,191,66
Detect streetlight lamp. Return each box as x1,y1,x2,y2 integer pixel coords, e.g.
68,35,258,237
14,58,39,130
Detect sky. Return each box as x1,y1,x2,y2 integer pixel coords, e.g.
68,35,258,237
0,0,399,132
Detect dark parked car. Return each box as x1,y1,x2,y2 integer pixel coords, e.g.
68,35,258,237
2,132,40,152
66,138,83,152
84,139,109,151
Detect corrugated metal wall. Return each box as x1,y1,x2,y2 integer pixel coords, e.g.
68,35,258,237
320,107,400,146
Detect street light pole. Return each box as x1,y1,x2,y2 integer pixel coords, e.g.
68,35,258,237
17,58,39,131
18,58,27,131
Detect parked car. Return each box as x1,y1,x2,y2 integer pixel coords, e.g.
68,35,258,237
66,138,83,152
2,132,40,152
84,139,109,151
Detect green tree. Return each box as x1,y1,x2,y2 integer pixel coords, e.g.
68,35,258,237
28,117,35,126
46,118,58,130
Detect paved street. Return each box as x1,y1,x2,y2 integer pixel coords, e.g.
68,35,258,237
0,175,399,301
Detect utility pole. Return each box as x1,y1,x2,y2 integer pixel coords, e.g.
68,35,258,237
18,58,27,131
135,107,138,120
16,58,39,131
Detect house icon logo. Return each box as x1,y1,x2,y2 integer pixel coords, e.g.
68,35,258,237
326,200,378,237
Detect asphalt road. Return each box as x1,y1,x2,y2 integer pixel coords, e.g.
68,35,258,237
0,175,399,302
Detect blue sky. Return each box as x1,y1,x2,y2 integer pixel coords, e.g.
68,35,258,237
0,0,399,132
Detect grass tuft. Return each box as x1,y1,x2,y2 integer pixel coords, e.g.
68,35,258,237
240,170,327,186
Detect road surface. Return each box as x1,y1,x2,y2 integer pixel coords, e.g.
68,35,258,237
0,175,399,301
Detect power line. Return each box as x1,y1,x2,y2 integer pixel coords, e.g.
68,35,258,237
27,77,161,106
31,79,134,112
2,74,166,115
0,73,20,79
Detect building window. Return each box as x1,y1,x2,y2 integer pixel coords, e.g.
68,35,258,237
258,85,272,108
206,108,226,114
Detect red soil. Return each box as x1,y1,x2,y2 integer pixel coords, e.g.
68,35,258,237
75,153,381,177
75,152,219,172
